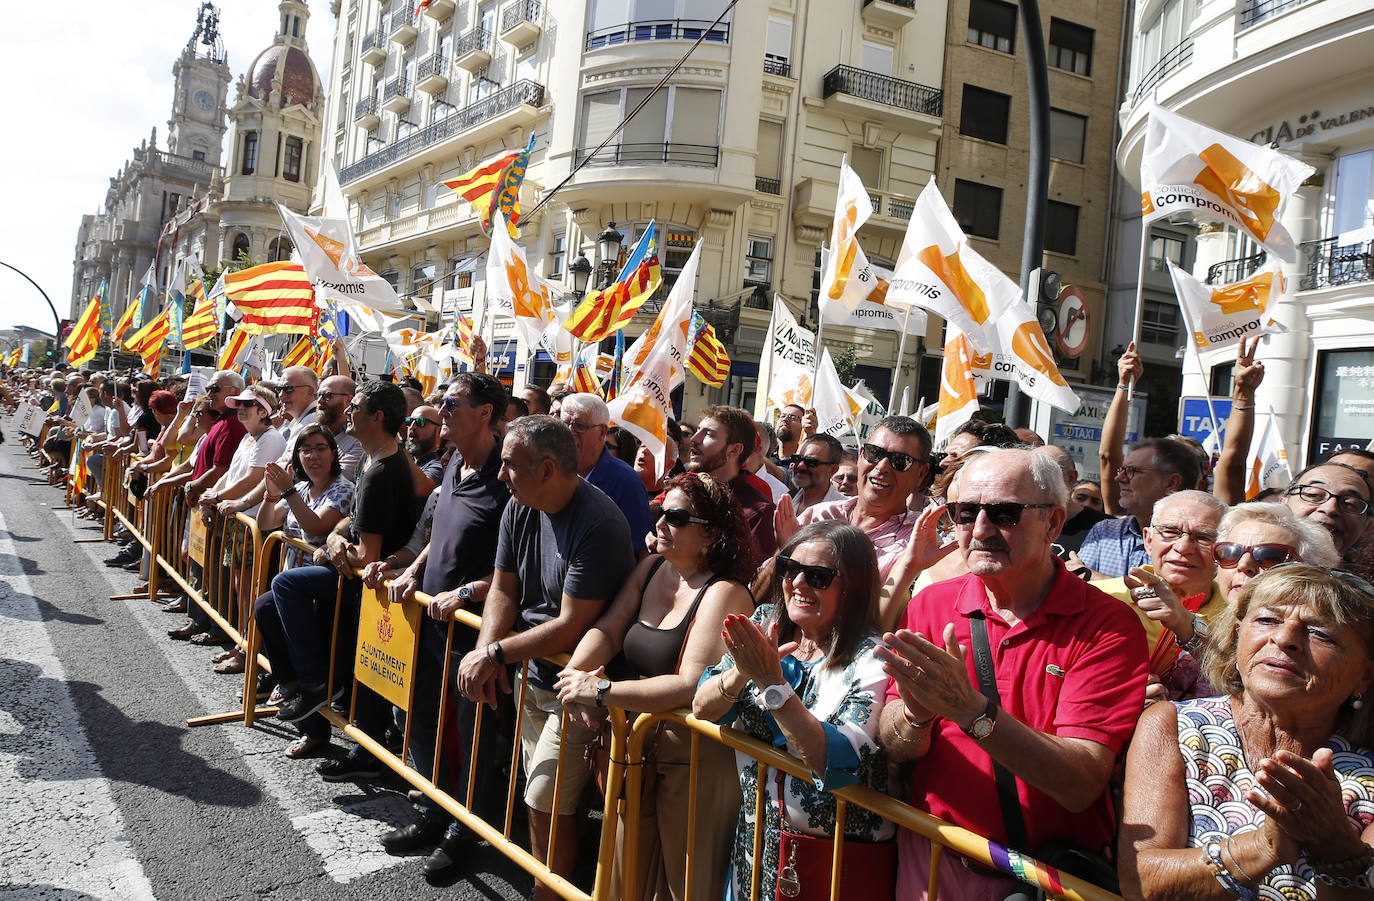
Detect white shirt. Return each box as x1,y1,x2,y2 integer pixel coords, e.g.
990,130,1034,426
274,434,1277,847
753,463,789,504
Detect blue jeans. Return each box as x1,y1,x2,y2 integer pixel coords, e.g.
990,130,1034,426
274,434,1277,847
267,565,342,691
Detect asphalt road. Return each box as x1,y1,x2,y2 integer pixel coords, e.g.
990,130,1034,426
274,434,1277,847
0,430,547,901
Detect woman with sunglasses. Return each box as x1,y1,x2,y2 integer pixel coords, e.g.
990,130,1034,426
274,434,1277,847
1120,564,1374,900
555,472,755,900
693,520,894,900
1215,503,1339,606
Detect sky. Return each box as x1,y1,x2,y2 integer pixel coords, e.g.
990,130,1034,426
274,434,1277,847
0,0,336,335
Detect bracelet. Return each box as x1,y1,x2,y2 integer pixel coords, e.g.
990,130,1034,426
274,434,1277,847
1222,838,1256,886
1311,846,1374,890
281,485,298,499
1116,383,1129,391
896,706,935,743
1203,840,1258,900
489,640,506,665
717,676,743,702
1231,403,1255,411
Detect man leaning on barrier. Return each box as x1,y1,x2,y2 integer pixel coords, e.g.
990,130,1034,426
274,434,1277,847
365,372,512,881
876,448,1147,899
457,415,634,901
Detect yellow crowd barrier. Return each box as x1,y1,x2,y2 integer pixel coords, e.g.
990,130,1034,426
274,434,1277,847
71,459,1127,901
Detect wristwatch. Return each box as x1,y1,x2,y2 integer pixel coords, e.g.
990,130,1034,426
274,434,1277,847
456,584,473,606
760,682,796,711
595,678,612,707
961,699,998,741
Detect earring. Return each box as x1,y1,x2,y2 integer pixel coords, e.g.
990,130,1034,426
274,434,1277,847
1354,693,1365,710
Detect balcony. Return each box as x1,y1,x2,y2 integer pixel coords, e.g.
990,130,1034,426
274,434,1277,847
1206,252,1265,285
586,19,730,52
354,96,381,128
415,54,449,93
1130,39,1193,106
455,27,493,72
339,79,545,185
885,196,915,221
389,4,417,44
763,54,791,77
1300,236,1374,291
1240,0,1314,29
821,65,942,128
573,142,720,168
499,0,541,47
861,0,917,30
420,0,453,20
381,77,411,113
360,28,387,66
755,176,781,195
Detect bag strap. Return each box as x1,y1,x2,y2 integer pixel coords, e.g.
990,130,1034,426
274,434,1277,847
967,610,1030,853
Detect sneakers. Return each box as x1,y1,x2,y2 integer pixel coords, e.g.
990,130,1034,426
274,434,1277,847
380,812,449,854
316,747,383,782
277,685,329,724
422,823,472,880
104,547,139,567
237,671,277,704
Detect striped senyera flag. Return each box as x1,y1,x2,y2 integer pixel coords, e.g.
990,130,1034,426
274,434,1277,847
224,262,317,335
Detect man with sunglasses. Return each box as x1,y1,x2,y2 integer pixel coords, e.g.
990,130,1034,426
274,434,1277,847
404,404,446,484
876,448,1147,899
315,375,362,480
789,434,845,514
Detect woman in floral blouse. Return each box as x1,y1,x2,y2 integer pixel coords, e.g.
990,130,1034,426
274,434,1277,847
694,520,893,900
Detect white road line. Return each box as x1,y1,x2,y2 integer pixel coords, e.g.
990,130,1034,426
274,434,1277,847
0,508,158,900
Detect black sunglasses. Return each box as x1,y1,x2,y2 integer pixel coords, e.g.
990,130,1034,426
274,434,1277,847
659,507,710,528
950,501,1054,528
206,384,224,394
861,443,920,472
279,383,310,395
776,555,839,590
1213,542,1295,569
439,396,481,414
792,455,838,468
404,416,435,427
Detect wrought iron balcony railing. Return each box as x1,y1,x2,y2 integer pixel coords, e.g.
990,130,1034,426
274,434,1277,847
586,19,730,51
821,64,942,116
573,142,720,168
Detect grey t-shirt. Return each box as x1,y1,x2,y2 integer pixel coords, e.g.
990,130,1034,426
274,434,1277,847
495,479,634,689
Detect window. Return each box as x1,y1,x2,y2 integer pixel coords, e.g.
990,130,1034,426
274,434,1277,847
1141,299,1179,345
861,40,894,76
231,233,251,262
242,131,259,175
960,85,1011,145
1049,109,1087,163
850,145,883,191
1049,19,1093,75
366,129,382,155
268,237,293,262
1044,201,1079,255
549,233,566,279
1149,233,1186,271
968,0,1016,54
168,193,181,214
745,236,772,284
953,180,1002,240
192,150,206,161
283,136,303,182
1135,0,1200,94
756,120,783,181
449,259,475,291
765,16,792,74
1334,150,1374,235
578,86,722,165
381,270,401,291
412,262,436,297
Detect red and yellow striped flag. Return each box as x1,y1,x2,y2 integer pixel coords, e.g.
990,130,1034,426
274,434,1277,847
563,255,662,342
572,357,601,396
451,309,475,366
444,148,521,234
224,262,317,335
111,299,140,344
65,295,103,366
218,327,253,371
124,309,170,357
180,300,218,349
686,315,730,387
281,334,329,374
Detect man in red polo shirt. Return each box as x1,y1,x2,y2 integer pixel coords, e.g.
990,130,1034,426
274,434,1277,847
877,448,1146,899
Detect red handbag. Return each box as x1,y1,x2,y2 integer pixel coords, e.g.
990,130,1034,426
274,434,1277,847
772,770,897,900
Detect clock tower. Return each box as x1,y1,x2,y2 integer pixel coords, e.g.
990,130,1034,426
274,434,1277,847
167,2,231,167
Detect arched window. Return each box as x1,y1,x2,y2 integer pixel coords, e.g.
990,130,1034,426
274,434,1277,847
268,237,294,262
231,233,252,263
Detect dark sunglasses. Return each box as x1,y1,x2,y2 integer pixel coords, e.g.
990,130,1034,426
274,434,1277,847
776,555,839,590
950,501,1054,528
439,396,480,414
317,390,349,401
404,416,435,427
1213,542,1295,569
861,443,920,472
792,455,838,468
206,384,224,394
279,383,309,395
659,507,710,528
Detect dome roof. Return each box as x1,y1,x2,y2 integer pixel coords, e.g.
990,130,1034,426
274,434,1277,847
247,44,316,106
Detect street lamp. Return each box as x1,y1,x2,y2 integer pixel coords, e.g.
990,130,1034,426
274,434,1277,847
596,221,625,289
568,251,593,301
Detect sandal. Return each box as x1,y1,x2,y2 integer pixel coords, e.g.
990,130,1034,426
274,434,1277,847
189,632,226,646
285,735,326,759
212,649,237,664
268,684,298,706
214,654,245,675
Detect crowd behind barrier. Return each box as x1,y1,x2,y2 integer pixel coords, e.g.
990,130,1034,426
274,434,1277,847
9,349,1374,901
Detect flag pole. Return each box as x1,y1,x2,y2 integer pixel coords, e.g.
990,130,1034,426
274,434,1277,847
1127,221,1148,400
1173,290,1223,449
888,305,912,412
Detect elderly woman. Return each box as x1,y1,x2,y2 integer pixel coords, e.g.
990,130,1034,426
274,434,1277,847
1119,564,1374,900
1216,503,1340,605
556,472,757,900
693,520,893,900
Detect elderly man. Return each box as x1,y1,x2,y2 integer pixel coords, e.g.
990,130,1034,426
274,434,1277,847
559,392,652,557
790,433,845,514
877,449,1147,899
457,416,633,901
1077,437,1200,579
687,404,777,557
1282,461,1373,557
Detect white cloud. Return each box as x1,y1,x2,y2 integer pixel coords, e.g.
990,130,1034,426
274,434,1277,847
0,0,335,334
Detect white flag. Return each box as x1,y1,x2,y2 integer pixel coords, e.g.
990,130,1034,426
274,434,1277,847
1245,409,1292,498
812,348,864,440
821,261,927,335
620,241,703,392
486,208,553,348
934,328,982,447
1140,104,1315,263
1167,259,1287,352
753,296,817,421
817,161,877,317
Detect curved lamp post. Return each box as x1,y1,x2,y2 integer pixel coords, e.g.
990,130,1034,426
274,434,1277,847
0,260,63,338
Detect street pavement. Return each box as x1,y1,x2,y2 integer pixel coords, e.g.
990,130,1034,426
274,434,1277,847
0,433,542,900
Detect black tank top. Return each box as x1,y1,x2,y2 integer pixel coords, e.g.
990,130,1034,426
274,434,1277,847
623,557,721,678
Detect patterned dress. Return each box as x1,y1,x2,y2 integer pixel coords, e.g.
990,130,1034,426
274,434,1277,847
1174,695,1374,900
700,605,893,901
280,475,354,569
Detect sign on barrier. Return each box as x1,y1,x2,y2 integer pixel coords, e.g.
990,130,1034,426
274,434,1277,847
15,402,45,436
187,515,209,567
356,585,421,710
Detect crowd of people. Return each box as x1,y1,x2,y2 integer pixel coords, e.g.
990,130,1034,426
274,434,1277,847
5,336,1374,901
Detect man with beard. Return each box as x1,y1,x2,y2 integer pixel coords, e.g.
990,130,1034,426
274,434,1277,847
773,403,805,462
789,433,845,514
687,405,776,557
405,403,446,485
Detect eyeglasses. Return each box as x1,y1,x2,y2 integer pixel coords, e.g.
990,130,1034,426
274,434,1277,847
298,443,333,457
1116,465,1161,480
317,391,349,402
279,384,310,396
1285,483,1372,516
792,455,838,468
346,401,364,413
1214,542,1295,569
776,411,802,422
861,443,920,473
950,501,1054,528
1151,524,1218,547
777,555,839,590
659,507,710,528
439,396,480,414
404,416,435,427
206,385,224,394
562,418,602,434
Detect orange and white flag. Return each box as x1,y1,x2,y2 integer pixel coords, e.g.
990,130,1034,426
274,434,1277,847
1245,409,1292,498
812,347,865,440
817,160,879,316
753,296,818,421
485,208,553,348
1140,104,1314,263
1167,259,1287,352
619,240,702,391
935,329,982,446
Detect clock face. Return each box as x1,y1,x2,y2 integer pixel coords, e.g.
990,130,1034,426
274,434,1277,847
194,90,214,111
